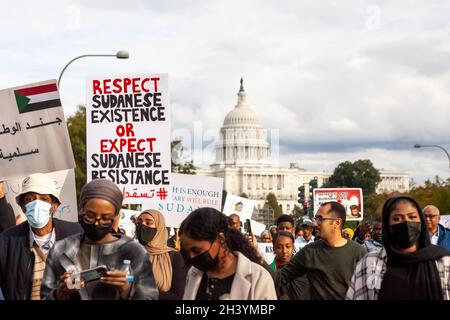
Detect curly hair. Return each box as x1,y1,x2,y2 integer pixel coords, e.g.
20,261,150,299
179,207,261,264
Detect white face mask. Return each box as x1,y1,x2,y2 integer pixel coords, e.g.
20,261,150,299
25,200,51,228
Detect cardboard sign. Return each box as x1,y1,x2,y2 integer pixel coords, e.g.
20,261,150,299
313,188,364,221
143,173,223,228
4,169,78,222
0,80,75,180
223,194,256,222
257,243,302,264
86,75,171,204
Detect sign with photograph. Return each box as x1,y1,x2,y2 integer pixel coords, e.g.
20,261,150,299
313,188,363,221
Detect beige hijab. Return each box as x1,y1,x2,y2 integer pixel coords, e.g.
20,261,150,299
139,209,176,292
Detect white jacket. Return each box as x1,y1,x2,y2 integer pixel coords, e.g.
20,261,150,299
183,251,277,300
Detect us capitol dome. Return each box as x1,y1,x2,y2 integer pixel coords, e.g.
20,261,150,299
196,78,410,220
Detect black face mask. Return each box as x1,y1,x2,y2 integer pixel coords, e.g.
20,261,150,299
189,243,219,272
391,221,421,249
135,223,157,245
80,220,113,242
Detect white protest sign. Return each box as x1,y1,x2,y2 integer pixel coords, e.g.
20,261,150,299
143,173,223,228
223,194,255,222
119,208,140,238
250,220,266,237
86,74,171,204
257,243,301,264
440,215,450,229
4,169,78,222
313,188,364,222
0,80,75,181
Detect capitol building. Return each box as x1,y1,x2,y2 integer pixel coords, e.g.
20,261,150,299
197,79,410,214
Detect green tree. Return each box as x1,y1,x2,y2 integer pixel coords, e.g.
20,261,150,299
356,176,450,221
323,159,381,196
364,192,391,218
292,204,303,219
171,139,196,174
67,105,86,200
408,176,450,213
266,192,282,217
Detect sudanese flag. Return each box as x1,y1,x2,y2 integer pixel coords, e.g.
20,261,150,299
14,83,61,114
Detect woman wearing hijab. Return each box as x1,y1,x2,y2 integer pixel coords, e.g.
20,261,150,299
346,195,450,300
135,209,187,300
41,179,159,300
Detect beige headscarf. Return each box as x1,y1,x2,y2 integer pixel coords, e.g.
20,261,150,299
139,209,176,292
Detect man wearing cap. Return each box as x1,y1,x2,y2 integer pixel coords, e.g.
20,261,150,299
0,173,82,300
295,218,315,248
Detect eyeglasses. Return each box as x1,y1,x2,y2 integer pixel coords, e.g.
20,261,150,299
424,215,439,220
81,212,115,225
314,215,339,223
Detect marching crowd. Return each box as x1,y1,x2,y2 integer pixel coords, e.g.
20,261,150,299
0,173,449,300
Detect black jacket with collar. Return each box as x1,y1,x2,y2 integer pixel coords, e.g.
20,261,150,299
0,218,82,300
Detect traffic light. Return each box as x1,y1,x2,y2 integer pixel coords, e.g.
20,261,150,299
309,177,318,191
308,177,319,217
298,185,305,204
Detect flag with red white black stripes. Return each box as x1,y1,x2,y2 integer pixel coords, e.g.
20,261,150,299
14,83,61,114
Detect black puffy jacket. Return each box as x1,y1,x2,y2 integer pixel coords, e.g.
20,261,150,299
0,218,82,300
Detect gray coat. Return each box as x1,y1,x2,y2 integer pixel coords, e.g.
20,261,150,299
183,251,277,300
41,233,159,300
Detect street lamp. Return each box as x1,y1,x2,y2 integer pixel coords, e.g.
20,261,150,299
57,50,129,87
414,144,450,169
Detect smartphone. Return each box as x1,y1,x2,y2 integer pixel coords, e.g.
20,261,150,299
74,265,109,283
245,219,252,235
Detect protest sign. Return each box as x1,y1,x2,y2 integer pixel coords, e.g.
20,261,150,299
119,208,140,238
223,194,255,222
4,169,78,222
0,80,75,181
143,173,223,228
440,215,450,229
257,243,302,265
313,188,363,221
250,220,266,237
86,75,171,204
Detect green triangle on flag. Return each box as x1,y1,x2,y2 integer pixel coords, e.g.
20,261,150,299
15,92,30,113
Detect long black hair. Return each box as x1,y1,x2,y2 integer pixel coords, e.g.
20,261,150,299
179,207,261,264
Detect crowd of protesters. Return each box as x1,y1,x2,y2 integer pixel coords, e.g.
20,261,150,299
0,173,449,300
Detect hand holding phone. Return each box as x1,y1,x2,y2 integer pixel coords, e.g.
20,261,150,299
73,265,109,283
245,219,253,235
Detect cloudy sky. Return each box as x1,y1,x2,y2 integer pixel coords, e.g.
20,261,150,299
1,0,449,184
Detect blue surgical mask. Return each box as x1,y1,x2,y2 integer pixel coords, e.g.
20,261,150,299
25,200,51,228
